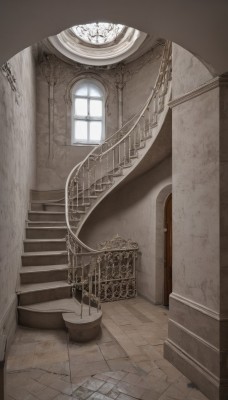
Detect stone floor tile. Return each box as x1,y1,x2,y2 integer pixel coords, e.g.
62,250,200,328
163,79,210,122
116,394,135,400
87,393,113,400
103,371,127,381
35,386,60,400
82,378,105,391
121,372,141,385
108,388,120,399
55,395,74,400
99,342,127,361
186,388,209,400
107,358,137,374
96,327,114,344
115,381,145,399
98,382,115,395
140,388,161,400
72,386,94,399
70,360,110,378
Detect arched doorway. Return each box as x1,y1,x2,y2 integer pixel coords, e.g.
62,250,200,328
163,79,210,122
164,193,172,306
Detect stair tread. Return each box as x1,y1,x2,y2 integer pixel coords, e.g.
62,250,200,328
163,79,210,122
18,298,97,316
24,239,66,243
27,221,66,224
20,264,68,273
26,226,67,230
22,250,67,256
28,211,65,215
18,281,71,294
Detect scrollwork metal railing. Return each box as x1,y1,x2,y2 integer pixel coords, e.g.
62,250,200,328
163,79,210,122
65,41,172,317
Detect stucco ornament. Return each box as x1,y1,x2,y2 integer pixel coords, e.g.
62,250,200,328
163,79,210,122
98,234,138,251
1,62,21,104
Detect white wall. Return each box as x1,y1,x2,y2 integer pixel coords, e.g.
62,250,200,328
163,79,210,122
36,45,162,190
0,47,37,342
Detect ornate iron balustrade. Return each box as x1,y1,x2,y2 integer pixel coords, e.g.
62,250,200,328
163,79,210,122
65,41,172,317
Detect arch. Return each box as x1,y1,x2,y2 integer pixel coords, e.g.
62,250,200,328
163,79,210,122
1,2,228,73
65,73,108,146
154,183,172,304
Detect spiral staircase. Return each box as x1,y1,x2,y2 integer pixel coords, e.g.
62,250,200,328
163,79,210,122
17,42,172,338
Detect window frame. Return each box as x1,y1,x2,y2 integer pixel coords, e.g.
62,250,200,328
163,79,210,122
71,79,105,146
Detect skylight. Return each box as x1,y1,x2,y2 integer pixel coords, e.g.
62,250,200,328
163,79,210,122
72,23,124,45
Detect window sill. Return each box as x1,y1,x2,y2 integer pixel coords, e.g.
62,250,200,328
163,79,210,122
71,142,101,147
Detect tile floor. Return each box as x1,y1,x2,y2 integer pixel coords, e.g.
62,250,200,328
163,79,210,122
6,297,209,400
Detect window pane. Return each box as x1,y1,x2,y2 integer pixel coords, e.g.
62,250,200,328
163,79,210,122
75,98,88,116
75,120,88,140
90,121,102,141
90,100,102,117
76,84,88,96
89,84,102,97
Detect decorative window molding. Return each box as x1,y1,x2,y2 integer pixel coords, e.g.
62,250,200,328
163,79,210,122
71,78,106,145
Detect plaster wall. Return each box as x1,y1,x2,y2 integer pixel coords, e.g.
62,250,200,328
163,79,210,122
172,44,214,99
172,44,219,311
36,45,162,190
165,44,227,400
123,45,163,122
80,157,172,304
0,47,37,340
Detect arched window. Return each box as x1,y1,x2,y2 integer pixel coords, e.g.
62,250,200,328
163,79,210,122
72,79,105,145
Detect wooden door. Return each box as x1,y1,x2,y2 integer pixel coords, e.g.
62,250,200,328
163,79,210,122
164,193,172,306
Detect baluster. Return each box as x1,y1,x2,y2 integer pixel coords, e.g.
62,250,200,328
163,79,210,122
81,263,84,318
87,159,90,198
82,165,85,205
98,256,101,310
128,135,131,161
113,148,115,172
88,272,92,316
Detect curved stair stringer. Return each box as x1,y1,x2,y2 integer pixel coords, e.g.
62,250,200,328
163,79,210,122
76,85,172,239
64,41,172,339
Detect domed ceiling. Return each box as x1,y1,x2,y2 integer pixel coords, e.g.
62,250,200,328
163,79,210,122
47,22,160,66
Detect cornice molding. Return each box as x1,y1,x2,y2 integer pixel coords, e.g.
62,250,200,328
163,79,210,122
169,75,228,109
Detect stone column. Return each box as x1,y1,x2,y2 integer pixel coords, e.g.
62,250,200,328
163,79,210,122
164,44,228,400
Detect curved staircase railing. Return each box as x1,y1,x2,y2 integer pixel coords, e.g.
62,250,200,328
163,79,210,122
65,41,172,315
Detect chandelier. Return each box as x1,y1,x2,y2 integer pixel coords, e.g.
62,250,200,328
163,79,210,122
72,23,124,45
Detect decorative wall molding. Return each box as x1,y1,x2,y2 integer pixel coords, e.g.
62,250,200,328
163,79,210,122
39,54,65,161
1,62,21,104
169,75,228,109
170,292,228,321
165,339,220,384
169,318,219,352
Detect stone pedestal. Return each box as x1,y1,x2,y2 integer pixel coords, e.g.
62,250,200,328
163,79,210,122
63,311,102,342
164,45,228,400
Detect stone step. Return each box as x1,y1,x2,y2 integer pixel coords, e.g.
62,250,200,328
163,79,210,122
28,211,65,222
17,281,72,306
18,298,80,329
31,202,65,212
27,221,66,227
20,264,68,284
24,239,66,252
31,189,64,202
22,251,68,266
26,227,67,239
